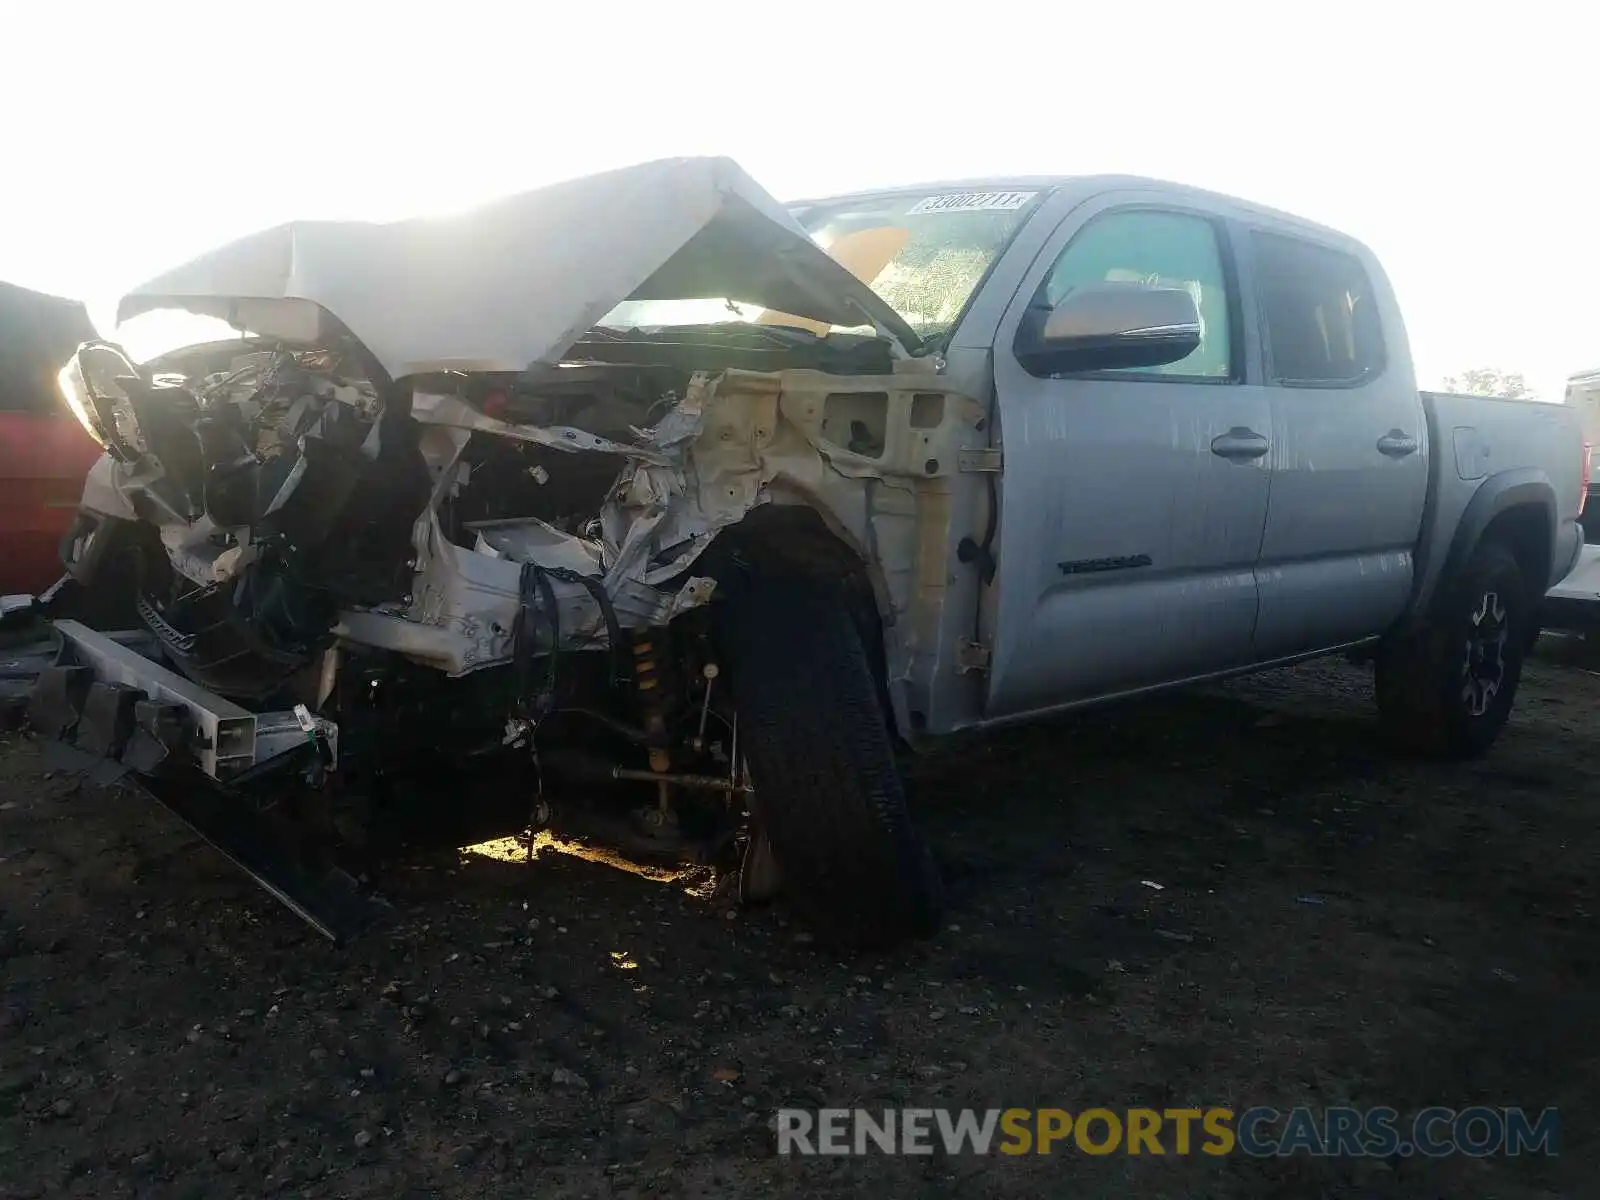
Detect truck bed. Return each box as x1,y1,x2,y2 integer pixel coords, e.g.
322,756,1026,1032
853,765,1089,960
1413,390,1587,614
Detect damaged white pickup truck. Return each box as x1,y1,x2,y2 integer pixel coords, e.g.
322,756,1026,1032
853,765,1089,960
22,157,1588,946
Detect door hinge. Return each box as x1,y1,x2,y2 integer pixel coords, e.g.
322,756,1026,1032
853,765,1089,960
957,447,1003,473
957,639,992,673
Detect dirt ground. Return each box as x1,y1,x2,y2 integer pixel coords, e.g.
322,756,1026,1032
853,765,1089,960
0,647,1596,1199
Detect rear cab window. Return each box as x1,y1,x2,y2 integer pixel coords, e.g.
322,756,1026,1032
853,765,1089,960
1251,231,1385,386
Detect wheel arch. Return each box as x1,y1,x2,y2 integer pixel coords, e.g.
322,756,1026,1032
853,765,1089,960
1423,471,1555,653
1438,472,1555,606
695,504,907,742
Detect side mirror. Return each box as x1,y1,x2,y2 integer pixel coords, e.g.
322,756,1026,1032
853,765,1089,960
1016,282,1202,375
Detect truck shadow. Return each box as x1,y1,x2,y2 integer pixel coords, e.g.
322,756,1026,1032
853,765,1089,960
900,664,1413,997
369,662,1397,984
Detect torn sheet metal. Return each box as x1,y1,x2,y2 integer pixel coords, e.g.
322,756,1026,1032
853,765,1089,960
346,366,985,688
410,390,671,464
83,322,984,702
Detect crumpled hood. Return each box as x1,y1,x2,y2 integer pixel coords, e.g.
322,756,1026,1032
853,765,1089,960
117,156,919,380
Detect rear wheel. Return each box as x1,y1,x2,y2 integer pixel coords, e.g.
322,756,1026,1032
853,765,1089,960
1375,539,1529,758
718,575,940,948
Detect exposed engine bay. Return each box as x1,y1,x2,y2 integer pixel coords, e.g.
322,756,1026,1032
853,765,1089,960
59,320,982,861
90,320,976,696
121,335,730,699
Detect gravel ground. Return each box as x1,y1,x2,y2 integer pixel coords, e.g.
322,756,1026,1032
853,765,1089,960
0,651,1596,1198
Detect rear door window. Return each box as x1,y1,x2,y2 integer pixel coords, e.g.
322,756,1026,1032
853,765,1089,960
1252,232,1385,386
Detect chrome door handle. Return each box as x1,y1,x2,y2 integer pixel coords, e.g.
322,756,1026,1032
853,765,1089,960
1377,430,1418,458
1211,428,1270,460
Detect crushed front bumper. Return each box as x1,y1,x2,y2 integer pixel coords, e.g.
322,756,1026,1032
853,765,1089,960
29,620,336,781
7,620,384,944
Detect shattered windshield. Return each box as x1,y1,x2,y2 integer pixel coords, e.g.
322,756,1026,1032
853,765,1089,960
598,188,1042,348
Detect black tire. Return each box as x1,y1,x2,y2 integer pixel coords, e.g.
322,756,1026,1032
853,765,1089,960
1375,539,1529,758
718,575,940,948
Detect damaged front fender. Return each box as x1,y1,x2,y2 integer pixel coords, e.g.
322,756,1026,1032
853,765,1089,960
358,364,986,746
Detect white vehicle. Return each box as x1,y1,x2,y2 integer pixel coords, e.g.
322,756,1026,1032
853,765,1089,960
22,158,1589,945
1566,368,1600,536
1541,370,1600,636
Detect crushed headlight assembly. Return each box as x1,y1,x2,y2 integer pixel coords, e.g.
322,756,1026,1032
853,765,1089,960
57,340,146,461
56,353,105,449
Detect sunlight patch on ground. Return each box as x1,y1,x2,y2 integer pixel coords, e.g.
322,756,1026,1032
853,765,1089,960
459,830,691,884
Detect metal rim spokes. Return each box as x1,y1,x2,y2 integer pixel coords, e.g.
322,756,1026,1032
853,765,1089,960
1461,589,1509,717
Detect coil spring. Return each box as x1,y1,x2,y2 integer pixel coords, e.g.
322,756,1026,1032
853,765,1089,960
631,630,671,773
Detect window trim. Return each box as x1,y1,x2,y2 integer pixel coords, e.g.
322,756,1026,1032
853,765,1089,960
1014,203,1246,386
1248,228,1388,391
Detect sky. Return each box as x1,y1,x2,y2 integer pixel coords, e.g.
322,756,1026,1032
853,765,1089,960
1,2,1593,398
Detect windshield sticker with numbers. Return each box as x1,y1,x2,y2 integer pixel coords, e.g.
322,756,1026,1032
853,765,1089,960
905,191,1038,216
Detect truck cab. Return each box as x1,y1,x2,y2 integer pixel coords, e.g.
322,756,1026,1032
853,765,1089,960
960,181,1429,716
791,176,1583,742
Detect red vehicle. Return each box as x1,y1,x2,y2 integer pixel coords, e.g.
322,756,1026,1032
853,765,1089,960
0,282,102,596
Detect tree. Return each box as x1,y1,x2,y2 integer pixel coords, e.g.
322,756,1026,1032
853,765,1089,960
1440,368,1534,399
